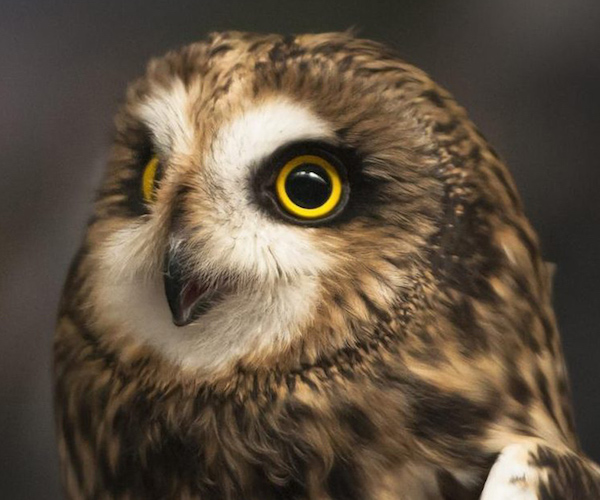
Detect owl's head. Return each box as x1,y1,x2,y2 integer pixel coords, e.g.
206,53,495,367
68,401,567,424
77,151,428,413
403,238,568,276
83,32,535,381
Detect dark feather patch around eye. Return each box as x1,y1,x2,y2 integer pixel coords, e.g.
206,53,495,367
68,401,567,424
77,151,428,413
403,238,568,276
252,140,383,227
98,125,157,217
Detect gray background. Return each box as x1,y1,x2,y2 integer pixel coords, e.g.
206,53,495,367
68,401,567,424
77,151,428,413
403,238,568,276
1,0,599,498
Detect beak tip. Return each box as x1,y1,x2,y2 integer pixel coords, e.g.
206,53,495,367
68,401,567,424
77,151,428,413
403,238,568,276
164,255,189,327
164,248,219,327
171,312,192,327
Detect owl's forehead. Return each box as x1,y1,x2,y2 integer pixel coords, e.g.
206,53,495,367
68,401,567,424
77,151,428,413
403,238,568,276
125,32,427,163
135,80,336,169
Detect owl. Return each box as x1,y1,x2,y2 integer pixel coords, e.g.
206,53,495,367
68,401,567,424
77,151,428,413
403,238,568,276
54,31,600,499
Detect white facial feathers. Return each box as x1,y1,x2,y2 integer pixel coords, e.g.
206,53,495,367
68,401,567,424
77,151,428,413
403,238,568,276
95,94,338,373
195,99,337,281
207,98,336,180
137,79,195,158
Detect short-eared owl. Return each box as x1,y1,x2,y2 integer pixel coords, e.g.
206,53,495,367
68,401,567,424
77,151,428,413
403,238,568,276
54,32,600,499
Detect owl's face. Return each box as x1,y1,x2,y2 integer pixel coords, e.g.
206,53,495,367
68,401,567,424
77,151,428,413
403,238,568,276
86,32,470,379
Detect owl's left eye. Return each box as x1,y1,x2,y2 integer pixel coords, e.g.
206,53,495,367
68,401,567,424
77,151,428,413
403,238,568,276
141,156,161,203
275,154,347,221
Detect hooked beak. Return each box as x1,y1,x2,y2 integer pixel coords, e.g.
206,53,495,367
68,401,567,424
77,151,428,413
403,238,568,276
163,251,223,327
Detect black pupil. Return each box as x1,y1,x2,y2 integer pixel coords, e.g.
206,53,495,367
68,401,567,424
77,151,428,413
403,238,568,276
285,164,333,209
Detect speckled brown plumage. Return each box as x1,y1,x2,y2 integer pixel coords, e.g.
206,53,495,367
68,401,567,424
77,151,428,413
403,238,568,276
54,31,600,499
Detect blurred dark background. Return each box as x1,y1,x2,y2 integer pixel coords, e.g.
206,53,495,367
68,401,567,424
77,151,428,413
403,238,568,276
1,0,599,497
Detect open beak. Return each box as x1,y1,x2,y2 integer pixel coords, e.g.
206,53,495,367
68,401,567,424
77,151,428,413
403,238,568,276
163,251,221,327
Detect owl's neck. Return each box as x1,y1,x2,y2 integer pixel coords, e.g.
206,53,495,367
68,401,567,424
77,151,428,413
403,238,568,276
55,297,492,499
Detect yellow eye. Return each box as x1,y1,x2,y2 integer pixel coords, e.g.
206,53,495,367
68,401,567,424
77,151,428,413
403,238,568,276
141,156,160,202
275,155,344,220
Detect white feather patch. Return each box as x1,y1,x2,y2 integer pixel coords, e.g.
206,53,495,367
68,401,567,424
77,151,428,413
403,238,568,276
137,79,195,157
93,270,319,374
480,443,540,500
196,98,337,280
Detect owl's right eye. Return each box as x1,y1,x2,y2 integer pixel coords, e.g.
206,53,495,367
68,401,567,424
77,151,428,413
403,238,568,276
141,156,162,203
